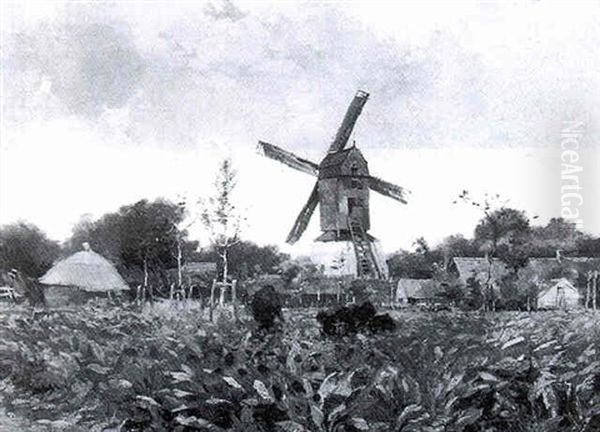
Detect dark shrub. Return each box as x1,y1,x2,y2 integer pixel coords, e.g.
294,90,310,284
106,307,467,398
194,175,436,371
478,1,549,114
316,301,396,336
250,285,284,330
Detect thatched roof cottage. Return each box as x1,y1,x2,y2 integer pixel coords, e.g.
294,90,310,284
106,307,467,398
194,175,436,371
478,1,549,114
39,243,129,306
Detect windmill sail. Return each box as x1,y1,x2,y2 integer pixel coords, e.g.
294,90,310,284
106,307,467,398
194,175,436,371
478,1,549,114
367,176,409,204
286,183,319,244
258,141,319,176
327,90,369,154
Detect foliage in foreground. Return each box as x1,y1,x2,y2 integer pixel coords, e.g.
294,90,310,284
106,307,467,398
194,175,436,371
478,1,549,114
1,304,600,431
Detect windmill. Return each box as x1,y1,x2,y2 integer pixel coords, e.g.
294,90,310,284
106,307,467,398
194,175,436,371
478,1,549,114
258,90,408,279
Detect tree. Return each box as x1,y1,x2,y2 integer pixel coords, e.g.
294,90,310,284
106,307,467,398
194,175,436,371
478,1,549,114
432,262,464,306
0,222,60,278
278,256,317,287
576,235,600,257
64,199,198,296
201,158,244,305
387,238,443,279
65,213,122,263
459,192,531,311
438,234,479,264
169,195,203,297
465,276,484,310
0,222,60,305
197,241,288,281
529,218,585,257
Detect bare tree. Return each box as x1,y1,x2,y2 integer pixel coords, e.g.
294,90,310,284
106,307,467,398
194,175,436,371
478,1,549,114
201,158,244,307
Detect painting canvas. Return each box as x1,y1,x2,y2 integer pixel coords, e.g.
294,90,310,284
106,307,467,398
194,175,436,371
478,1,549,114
1,1,599,430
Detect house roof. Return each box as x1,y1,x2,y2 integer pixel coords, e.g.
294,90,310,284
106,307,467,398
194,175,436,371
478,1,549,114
181,262,217,274
396,278,437,299
453,258,507,286
539,277,578,293
538,278,580,307
39,249,128,292
300,280,343,295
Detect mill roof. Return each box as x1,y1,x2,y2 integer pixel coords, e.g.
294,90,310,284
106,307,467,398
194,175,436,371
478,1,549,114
321,148,355,168
319,147,368,179
320,146,367,167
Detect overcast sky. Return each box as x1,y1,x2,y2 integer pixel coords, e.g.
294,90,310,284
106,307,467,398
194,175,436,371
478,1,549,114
1,0,599,256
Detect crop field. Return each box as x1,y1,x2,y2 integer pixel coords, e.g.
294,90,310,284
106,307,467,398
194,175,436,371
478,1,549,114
1,304,600,432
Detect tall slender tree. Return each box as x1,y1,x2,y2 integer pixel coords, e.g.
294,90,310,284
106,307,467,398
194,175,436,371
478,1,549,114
201,158,244,306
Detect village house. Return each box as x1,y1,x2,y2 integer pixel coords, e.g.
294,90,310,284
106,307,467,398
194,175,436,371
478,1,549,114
396,278,435,305
167,261,217,299
537,278,580,309
452,255,600,309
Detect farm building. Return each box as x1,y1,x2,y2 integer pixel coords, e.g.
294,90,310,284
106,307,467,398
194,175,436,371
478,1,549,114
453,256,599,310
453,257,506,291
179,262,217,280
167,261,217,298
396,279,437,305
453,256,600,290
537,278,580,309
298,282,345,307
39,243,129,307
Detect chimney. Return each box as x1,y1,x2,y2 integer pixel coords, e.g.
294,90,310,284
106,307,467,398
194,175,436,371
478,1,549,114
556,249,562,263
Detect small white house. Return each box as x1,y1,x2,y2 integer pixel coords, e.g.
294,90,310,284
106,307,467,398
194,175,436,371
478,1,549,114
537,278,580,310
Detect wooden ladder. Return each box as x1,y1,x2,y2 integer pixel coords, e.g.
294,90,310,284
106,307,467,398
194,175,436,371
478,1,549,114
348,216,383,279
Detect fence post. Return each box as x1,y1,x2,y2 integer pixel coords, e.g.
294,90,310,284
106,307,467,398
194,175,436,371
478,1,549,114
232,280,238,322
209,279,216,322
592,270,598,310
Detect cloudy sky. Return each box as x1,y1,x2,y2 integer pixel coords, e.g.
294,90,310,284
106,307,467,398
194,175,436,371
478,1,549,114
1,0,599,256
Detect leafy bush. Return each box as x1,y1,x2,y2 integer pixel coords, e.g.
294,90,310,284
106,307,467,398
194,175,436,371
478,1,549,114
1,305,600,431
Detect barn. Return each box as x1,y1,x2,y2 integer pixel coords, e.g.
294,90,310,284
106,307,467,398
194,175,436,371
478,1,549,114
39,243,129,307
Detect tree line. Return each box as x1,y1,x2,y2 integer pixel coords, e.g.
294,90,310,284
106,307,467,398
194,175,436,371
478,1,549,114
0,200,290,294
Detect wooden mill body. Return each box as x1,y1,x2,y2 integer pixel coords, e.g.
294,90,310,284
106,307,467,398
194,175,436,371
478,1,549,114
317,147,371,241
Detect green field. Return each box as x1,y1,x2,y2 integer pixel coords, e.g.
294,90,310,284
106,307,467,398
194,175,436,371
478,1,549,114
1,303,600,431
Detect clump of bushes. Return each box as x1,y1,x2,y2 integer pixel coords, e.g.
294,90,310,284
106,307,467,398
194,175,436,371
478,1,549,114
2,305,600,431
316,301,396,336
250,285,284,330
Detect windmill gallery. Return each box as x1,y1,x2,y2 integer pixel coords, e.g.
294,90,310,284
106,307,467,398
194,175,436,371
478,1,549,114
258,91,408,279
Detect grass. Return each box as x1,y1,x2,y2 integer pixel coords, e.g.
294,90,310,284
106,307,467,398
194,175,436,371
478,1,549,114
0,302,600,431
